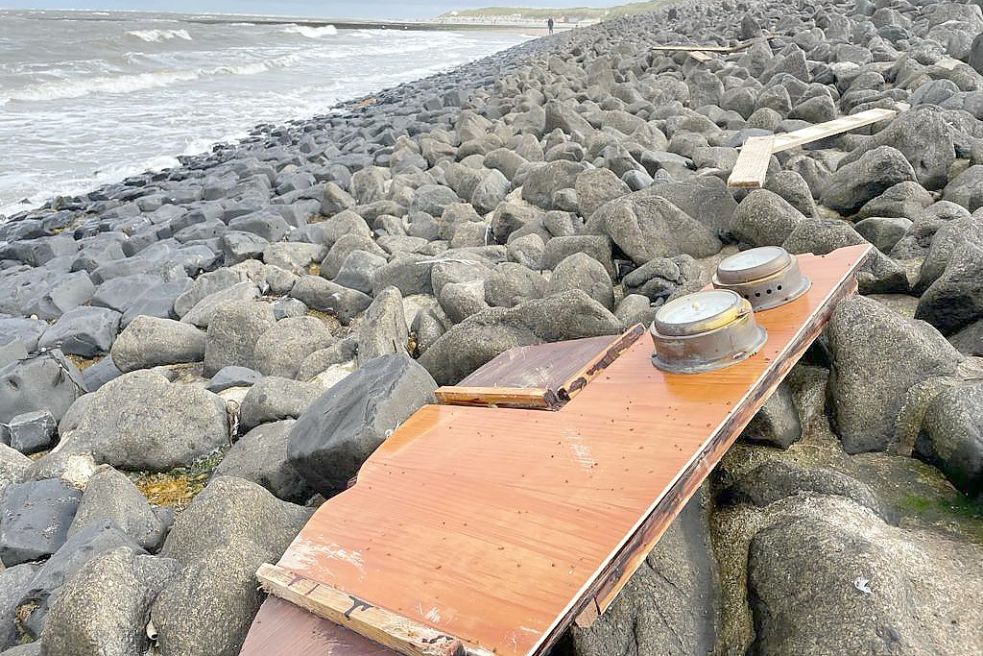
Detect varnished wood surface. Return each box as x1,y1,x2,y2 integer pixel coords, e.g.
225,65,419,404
435,386,559,410
263,245,871,656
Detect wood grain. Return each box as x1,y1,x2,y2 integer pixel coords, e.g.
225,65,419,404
727,136,775,189
435,386,559,410
770,107,898,153
263,245,871,656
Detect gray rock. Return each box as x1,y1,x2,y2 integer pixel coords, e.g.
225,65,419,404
206,366,263,393
915,214,983,294
5,410,55,455
913,380,983,497
173,268,243,318
67,465,170,551
110,316,206,372
25,271,95,321
747,496,981,656
38,306,121,358
522,160,587,210
506,232,545,270
179,281,261,329
253,316,335,379
320,181,355,216
333,249,387,295
0,564,38,651
238,376,323,431
357,287,408,365
290,276,371,325
540,235,614,277
942,164,983,212
623,254,704,302
853,216,912,253
835,107,955,191
296,338,357,381
764,170,818,218
484,263,546,308
0,352,85,426
410,184,460,217
222,231,269,265
203,301,276,377
213,420,311,503
740,383,802,449
855,181,934,221
40,546,180,656
575,167,630,218
822,146,916,216
732,189,805,247
589,193,721,265
0,343,25,373
160,475,308,565
645,176,740,238
546,253,614,310
916,242,983,335
54,370,228,471
0,445,30,498
827,296,961,453
227,210,290,243
0,478,80,566
288,354,436,494
17,521,144,638
0,317,46,354
782,218,908,293
79,356,121,393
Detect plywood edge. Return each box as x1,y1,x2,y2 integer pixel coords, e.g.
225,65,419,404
727,136,775,189
256,564,494,656
559,324,646,401
434,386,559,410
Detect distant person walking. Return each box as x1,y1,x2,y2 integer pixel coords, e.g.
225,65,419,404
547,17,555,35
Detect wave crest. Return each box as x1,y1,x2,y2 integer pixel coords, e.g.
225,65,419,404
126,29,193,42
282,25,338,38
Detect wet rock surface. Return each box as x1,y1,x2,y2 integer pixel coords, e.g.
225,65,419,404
1,0,983,652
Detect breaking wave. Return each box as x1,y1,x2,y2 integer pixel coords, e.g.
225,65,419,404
126,28,192,42
282,24,338,38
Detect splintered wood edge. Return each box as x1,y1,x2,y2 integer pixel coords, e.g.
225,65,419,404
727,136,775,189
559,324,646,401
256,564,495,656
567,247,872,635
434,386,558,410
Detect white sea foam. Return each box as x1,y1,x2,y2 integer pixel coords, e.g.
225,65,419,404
127,28,192,42
282,24,338,38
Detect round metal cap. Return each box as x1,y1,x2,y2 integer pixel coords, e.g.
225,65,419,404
654,289,746,337
715,247,792,284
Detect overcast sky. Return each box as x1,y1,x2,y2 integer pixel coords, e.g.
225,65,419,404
4,1,635,20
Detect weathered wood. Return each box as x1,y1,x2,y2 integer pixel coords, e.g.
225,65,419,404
257,564,493,656
435,386,558,410
265,245,871,656
726,136,775,189
240,597,398,656
651,38,757,52
438,327,644,410
687,50,714,62
769,107,899,153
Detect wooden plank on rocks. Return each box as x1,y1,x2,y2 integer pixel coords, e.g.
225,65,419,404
257,564,494,656
726,136,775,189
770,107,899,153
263,244,871,656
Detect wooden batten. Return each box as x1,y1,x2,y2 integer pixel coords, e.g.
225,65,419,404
728,107,903,189
434,386,559,410
257,564,493,656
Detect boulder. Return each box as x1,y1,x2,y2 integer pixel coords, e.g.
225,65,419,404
575,167,630,218
0,478,81,566
522,161,588,210
206,365,263,393
827,296,961,453
484,263,547,308
0,564,38,651
854,181,934,221
821,146,916,216
290,276,371,325
288,355,437,494
5,410,56,455
732,189,805,247
38,306,121,358
203,301,277,377
589,194,722,265
356,287,409,365
238,376,323,431
623,255,704,302
54,370,228,471
916,383,983,496
252,316,335,379
0,445,30,498
915,215,983,295
110,316,206,373
179,282,261,329
213,420,312,503
941,164,983,212
740,382,802,449
546,253,614,310
0,352,85,425
916,242,983,335
67,465,170,552
40,547,178,656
